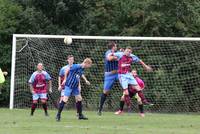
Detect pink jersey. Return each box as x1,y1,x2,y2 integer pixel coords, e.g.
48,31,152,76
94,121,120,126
135,76,145,90
29,71,51,93
118,55,133,74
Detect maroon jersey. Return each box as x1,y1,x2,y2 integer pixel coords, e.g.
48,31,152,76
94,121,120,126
118,55,133,74
29,71,51,93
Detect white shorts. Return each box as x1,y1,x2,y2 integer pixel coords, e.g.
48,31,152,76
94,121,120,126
60,90,65,97
32,93,47,100
118,73,138,89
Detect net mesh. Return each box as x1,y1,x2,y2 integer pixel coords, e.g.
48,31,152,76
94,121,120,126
13,36,200,113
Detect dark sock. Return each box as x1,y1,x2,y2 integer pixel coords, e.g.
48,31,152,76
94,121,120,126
124,95,131,107
138,91,147,103
42,103,48,113
76,101,82,116
120,101,125,111
138,104,144,113
31,103,37,114
57,101,65,115
99,93,107,111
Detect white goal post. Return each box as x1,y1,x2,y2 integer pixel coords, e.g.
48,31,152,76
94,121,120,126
10,34,200,113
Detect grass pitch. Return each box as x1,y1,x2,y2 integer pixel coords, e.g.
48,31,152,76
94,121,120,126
0,108,199,134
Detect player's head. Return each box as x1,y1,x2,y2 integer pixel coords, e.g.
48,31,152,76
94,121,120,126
131,69,138,76
37,63,43,71
82,58,92,68
67,55,74,65
124,46,132,56
108,41,117,51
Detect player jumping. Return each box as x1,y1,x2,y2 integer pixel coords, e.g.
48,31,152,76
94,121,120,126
56,58,92,121
110,46,152,109
98,41,119,115
29,63,52,116
115,69,152,117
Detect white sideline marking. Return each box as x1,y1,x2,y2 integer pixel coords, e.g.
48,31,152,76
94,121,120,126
64,125,134,131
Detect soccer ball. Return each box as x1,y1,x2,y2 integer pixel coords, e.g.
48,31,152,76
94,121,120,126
64,36,72,45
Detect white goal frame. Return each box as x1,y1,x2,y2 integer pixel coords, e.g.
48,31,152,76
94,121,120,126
10,34,200,109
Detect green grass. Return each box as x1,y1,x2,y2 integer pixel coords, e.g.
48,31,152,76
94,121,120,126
0,108,199,134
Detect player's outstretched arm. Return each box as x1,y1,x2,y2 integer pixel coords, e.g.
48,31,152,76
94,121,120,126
82,74,90,85
139,60,153,72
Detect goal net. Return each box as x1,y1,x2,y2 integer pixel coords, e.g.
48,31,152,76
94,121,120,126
10,35,200,113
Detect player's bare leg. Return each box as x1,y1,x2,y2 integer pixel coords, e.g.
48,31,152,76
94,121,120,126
115,95,125,115
75,95,88,120
130,85,153,106
56,96,69,121
135,94,145,117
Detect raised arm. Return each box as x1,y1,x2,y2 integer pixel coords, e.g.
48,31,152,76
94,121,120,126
107,51,123,61
139,60,153,72
131,54,153,72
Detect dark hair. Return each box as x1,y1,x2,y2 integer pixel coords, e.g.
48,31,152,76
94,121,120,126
67,55,74,59
126,46,132,51
107,41,117,49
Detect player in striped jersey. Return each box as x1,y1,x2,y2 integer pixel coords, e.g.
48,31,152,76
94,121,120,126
58,55,74,103
58,55,90,115
29,63,52,116
56,58,92,121
97,41,119,115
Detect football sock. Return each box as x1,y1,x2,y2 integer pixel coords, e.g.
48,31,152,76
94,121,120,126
76,101,82,116
138,104,144,113
99,93,107,111
42,103,48,113
57,101,65,115
120,101,125,111
31,103,37,115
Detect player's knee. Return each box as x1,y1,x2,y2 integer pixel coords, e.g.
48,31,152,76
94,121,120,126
63,97,69,103
76,96,82,101
33,100,38,104
135,86,142,91
137,100,142,105
41,100,47,104
123,89,129,95
121,95,125,101
103,90,109,95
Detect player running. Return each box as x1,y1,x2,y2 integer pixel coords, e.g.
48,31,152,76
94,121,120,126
98,41,119,115
115,69,152,117
110,46,152,107
29,63,52,116
56,58,92,121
